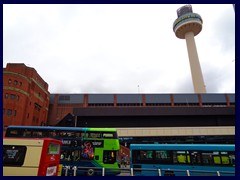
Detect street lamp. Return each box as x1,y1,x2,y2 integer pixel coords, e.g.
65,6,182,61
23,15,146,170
74,115,77,127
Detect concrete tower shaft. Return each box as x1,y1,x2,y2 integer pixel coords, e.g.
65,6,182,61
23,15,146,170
173,5,206,93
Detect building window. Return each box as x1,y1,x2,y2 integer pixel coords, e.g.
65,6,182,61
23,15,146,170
14,80,18,85
59,95,70,101
16,95,19,101
10,94,16,100
20,82,22,86
8,79,12,84
5,93,8,99
14,110,17,116
31,83,35,90
27,113,29,118
35,103,41,111
7,109,12,116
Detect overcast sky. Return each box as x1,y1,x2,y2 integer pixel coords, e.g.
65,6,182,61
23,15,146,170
3,4,235,94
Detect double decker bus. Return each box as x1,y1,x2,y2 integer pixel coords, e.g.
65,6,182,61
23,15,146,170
130,144,235,176
5,126,120,176
3,138,62,176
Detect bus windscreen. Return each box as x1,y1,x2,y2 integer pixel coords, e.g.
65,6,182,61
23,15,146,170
48,143,61,155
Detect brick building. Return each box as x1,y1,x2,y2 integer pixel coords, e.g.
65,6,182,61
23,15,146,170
48,93,235,128
3,63,50,128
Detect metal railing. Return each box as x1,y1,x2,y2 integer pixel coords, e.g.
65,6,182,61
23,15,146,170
61,166,235,176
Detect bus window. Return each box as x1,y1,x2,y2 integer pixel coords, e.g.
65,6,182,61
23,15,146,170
103,132,114,138
221,156,229,164
103,150,116,164
220,151,234,166
48,143,61,155
7,130,22,137
61,150,73,161
4,145,27,166
202,151,214,165
190,151,201,165
229,153,235,166
89,132,101,138
32,131,43,137
49,131,57,137
73,150,81,161
23,130,32,137
155,150,172,164
155,150,168,159
135,150,154,163
213,152,221,165
146,151,153,159
173,151,190,164
75,132,81,138
59,131,68,137
66,132,75,137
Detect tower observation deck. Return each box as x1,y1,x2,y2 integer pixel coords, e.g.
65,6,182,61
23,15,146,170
173,5,206,93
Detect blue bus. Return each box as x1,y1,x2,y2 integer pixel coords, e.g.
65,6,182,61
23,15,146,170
130,144,235,176
5,126,121,176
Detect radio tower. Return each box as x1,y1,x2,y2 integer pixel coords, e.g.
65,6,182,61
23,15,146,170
173,5,206,93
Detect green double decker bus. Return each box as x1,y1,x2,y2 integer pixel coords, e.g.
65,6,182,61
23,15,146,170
5,126,120,176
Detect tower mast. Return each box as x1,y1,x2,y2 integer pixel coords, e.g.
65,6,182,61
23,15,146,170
173,5,206,93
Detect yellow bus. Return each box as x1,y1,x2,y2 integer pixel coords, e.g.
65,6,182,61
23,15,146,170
3,138,62,176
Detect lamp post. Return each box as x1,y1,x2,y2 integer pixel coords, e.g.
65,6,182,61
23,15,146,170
74,115,77,127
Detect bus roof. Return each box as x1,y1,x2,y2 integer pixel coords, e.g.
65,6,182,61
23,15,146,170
130,144,235,151
7,126,117,132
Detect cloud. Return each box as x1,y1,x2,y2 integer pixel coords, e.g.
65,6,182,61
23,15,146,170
3,4,235,94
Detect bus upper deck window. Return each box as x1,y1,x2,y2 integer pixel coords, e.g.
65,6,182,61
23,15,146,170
23,130,31,137
49,131,57,137
103,133,114,138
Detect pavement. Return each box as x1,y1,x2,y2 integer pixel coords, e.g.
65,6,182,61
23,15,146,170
117,165,131,176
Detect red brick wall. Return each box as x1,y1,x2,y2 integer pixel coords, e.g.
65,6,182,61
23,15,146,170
3,63,49,127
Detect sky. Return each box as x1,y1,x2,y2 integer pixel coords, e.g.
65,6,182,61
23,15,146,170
3,4,235,94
